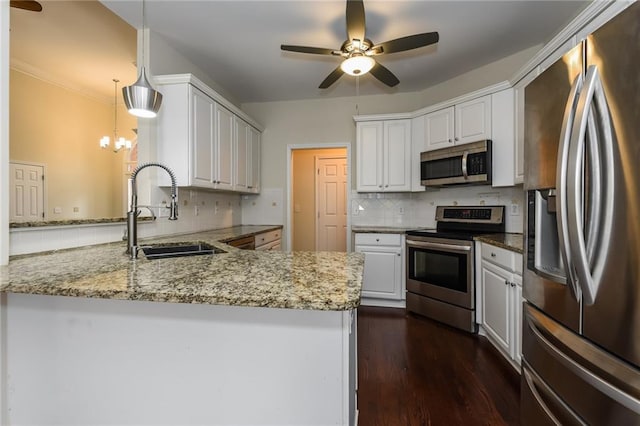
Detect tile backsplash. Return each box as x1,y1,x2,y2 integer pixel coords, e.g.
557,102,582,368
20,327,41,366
351,185,525,233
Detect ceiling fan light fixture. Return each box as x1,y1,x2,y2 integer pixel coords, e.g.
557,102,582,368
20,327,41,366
341,55,375,76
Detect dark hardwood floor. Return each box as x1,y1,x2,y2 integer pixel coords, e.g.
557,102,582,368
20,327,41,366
357,306,520,426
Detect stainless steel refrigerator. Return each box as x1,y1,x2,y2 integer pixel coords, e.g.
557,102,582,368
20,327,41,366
522,2,640,424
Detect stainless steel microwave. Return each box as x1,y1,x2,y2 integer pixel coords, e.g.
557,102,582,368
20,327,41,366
420,140,492,187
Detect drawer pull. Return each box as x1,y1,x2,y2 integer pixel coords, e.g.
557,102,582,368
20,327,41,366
491,253,496,257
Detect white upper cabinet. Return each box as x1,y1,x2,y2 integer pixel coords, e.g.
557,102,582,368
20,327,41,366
155,76,262,193
423,95,492,152
214,104,234,191
424,106,455,150
357,120,411,192
247,126,261,194
234,118,249,192
490,88,518,187
455,95,492,144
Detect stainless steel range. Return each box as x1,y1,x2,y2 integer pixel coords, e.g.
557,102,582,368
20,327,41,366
405,206,505,333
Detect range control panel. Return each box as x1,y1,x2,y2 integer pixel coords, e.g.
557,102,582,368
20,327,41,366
436,206,504,224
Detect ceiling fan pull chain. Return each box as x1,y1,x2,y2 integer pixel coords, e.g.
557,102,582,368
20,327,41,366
355,76,360,116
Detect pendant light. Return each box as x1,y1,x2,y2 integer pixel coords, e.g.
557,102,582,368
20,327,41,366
101,79,132,152
122,0,162,118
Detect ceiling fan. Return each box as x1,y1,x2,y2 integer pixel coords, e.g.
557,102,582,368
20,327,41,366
10,1,42,12
281,0,439,89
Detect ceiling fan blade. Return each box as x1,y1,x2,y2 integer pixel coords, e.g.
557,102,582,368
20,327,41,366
370,62,399,87
319,66,345,89
346,0,366,42
281,45,337,56
372,32,439,55
10,0,42,12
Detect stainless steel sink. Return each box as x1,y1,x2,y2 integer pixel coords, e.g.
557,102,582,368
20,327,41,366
140,242,225,259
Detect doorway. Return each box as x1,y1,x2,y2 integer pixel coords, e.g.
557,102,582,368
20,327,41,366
9,161,45,223
289,146,349,252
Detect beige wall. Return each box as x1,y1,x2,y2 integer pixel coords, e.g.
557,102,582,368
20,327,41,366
10,69,135,220
292,148,346,251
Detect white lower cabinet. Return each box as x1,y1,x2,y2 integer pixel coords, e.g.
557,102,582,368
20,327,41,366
354,233,405,306
479,242,523,370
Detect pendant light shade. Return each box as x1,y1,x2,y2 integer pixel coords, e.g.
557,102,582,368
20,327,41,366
122,67,162,118
122,0,162,118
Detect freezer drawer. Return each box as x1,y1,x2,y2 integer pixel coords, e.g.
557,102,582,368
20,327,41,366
522,303,640,425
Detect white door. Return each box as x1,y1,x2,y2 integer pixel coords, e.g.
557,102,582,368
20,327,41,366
10,162,45,222
316,156,347,252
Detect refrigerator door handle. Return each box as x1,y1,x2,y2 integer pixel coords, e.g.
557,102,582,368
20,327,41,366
555,72,583,301
522,363,586,425
566,65,615,305
527,308,640,415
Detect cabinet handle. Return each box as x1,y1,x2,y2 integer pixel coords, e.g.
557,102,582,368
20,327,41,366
505,279,509,286
491,253,496,257
379,185,383,188
397,253,401,257
455,137,459,142
448,139,452,143
511,282,516,287
385,184,389,188
376,238,380,242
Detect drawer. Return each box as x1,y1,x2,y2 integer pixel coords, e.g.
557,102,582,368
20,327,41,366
255,229,281,247
255,239,281,251
481,242,520,273
354,233,402,246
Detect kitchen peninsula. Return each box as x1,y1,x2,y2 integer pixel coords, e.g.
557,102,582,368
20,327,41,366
0,225,362,426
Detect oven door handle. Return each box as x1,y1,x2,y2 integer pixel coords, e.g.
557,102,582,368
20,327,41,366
407,240,471,254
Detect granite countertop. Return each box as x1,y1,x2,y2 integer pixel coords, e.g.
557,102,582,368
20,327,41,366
0,225,363,311
475,233,524,254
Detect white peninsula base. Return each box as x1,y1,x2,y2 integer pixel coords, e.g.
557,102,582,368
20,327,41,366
1,294,357,425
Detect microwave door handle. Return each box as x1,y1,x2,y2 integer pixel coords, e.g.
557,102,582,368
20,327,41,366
556,72,583,302
461,151,469,179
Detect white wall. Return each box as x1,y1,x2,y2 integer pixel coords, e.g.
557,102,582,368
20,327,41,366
1,1,9,265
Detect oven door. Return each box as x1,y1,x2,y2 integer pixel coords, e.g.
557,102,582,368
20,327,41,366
406,237,474,309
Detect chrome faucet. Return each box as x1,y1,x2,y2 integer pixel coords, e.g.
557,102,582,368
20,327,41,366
127,162,178,259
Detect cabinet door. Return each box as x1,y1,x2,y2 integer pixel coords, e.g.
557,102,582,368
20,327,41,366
191,88,214,186
383,120,411,191
490,88,516,187
513,274,523,366
234,118,249,191
455,95,492,145
214,104,234,190
514,86,525,184
481,260,512,356
424,106,455,151
248,126,261,193
355,245,402,299
356,121,383,192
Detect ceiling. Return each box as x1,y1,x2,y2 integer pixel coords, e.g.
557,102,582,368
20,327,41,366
10,1,590,105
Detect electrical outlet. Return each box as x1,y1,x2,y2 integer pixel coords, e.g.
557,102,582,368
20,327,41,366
510,203,520,216
398,207,404,215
